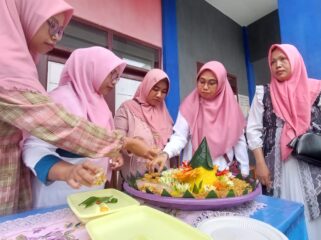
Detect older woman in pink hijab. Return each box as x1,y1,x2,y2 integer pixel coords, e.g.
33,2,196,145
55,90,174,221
23,47,126,209
114,69,173,181
0,0,156,215
152,61,249,176
246,44,321,240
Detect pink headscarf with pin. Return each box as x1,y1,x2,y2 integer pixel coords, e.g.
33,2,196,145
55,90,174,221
49,47,126,180
50,46,126,130
0,0,73,94
122,69,173,148
180,61,245,159
269,44,321,160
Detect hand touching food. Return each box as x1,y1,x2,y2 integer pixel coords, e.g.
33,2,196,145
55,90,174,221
67,161,107,189
110,155,124,170
48,160,107,189
147,151,169,173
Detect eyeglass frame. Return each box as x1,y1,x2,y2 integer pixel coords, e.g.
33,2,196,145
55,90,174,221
110,69,120,83
47,17,64,38
197,78,218,88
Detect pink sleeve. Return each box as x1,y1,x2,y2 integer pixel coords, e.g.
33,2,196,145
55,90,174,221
114,105,129,135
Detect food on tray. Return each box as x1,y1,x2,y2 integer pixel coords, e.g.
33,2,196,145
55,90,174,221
79,195,118,212
99,202,109,212
92,169,107,186
129,138,256,199
135,164,253,198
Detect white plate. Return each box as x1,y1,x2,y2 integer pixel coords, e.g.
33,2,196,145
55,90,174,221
197,216,288,240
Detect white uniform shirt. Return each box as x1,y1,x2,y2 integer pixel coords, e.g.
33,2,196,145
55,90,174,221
23,136,107,209
163,111,249,175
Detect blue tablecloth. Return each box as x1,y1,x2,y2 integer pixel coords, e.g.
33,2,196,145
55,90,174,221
252,195,308,240
0,195,308,240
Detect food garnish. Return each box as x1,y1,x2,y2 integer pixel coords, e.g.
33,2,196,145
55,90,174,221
79,196,118,208
130,138,257,199
92,170,107,186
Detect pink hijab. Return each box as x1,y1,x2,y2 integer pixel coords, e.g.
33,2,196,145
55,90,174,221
269,44,321,160
50,47,126,129
0,0,73,94
123,69,173,148
180,61,246,159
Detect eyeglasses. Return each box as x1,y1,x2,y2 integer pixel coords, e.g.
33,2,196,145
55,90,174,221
47,17,64,38
197,78,218,88
110,70,120,83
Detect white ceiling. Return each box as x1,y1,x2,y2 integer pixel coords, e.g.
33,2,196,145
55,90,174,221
205,0,278,26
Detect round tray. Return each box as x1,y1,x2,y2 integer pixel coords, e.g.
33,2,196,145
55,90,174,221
123,182,262,210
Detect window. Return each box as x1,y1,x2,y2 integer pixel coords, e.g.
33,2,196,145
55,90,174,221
47,61,64,91
115,78,141,110
38,20,161,114
112,35,159,71
57,20,107,50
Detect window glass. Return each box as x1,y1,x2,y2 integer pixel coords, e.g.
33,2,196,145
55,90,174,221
115,77,141,110
57,20,107,49
112,36,158,70
47,61,64,91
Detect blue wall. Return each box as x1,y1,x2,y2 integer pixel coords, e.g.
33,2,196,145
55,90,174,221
278,0,321,79
162,0,180,121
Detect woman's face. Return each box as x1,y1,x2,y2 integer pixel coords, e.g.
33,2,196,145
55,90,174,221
270,48,292,82
146,79,169,106
98,69,120,96
29,12,65,54
197,70,218,99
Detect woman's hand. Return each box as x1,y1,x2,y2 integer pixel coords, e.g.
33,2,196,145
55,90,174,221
252,148,272,189
147,151,168,173
65,161,105,188
48,160,104,189
110,155,124,170
123,137,158,160
255,161,271,187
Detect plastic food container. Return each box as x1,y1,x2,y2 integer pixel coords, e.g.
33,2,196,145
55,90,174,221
67,188,139,222
86,205,211,240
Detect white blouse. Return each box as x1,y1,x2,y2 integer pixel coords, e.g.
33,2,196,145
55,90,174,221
246,85,265,151
23,136,107,209
246,85,321,151
163,111,249,175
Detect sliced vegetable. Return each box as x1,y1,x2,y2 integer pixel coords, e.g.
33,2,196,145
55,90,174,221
226,189,235,198
206,190,218,199
183,190,194,198
161,189,172,197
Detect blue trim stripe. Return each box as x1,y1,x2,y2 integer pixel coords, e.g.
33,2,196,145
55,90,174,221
162,0,180,121
56,148,83,158
34,155,60,184
242,27,256,104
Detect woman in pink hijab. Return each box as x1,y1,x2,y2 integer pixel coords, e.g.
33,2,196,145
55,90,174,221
246,44,321,240
114,69,173,181
23,47,126,208
152,61,249,176
0,0,156,215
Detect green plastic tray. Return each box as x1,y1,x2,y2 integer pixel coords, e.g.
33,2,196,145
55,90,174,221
67,188,139,222
86,206,211,240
